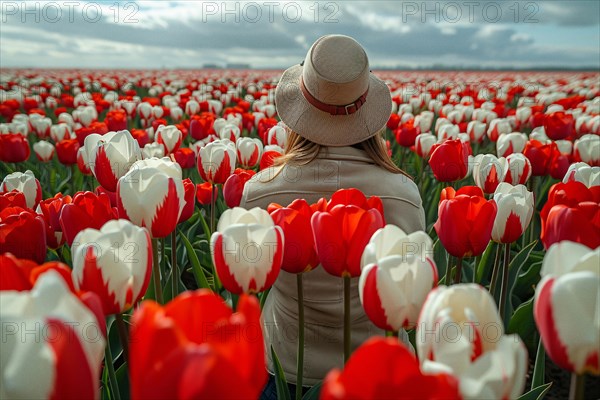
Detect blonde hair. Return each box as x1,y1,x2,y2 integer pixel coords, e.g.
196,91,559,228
274,129,411,177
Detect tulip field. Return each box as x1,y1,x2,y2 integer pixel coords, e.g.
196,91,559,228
0,69,599,400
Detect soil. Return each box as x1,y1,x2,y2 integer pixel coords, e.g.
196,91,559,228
524,356,600,400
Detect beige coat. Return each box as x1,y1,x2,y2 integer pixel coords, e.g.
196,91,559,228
239,145,426,386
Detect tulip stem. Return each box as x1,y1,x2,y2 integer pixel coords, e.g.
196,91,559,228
171,232,178,297
453,257,463,284
104,339,121,400
499,243,511,321
444,255,453,285
70,164,75,195
343,276,351,364
296,274,305,400
210,183,216,233
569,373,585,400
151,238,164,304
489,242,502,299
114,313,129,363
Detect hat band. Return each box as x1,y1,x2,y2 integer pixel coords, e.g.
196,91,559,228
300,77,368,116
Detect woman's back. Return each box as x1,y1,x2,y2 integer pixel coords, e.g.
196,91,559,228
240,144,425,384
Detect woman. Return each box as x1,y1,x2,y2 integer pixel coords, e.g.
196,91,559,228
239,35,425,397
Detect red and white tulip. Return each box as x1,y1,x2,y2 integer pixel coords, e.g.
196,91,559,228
359,225,437,331
503,153,532,185
1,170,42,209
236,137,263,168
117,157,185,238
197,139,237,184
84,130,142,192
563,162,600,188
492,183,534,243
155,125,182,155
534,242,600,375
417,284,528,400
71,219,152,315
0,271,105,399
211,207,283,294
33,140,55,162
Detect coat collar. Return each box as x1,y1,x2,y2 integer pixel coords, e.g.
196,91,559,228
316,146,374,163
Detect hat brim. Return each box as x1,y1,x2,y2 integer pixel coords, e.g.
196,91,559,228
274,64,392,147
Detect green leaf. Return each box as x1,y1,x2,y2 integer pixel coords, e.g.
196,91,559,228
517,382,552,400
259,288,271,310
107,317,123,363
507,297,535,344
531,337,546,390
504,241,538,328
271,345,291,400
433,238,447,285
513,260,543,299
302,382,322,400
179,229,212,290
476,241,496,284
115,363,131,400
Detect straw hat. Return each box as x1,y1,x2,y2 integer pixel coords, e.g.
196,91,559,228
275,34,392,147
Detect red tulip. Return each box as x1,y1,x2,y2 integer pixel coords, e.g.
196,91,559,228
544,111,574,140
130,128,149,148
312,189,385,277
59,191,118,246
105,109,128,131
321,337,460,400
258,117,277,143
328,188,386,222
223,169,255,208
269,199,319,273
0,207,47,263
428,139,468,182
0,253,75,292
130,290,267,399
259,145,284,170
0,253,37,291
548,148,571,180
178,178,196,223
0,190,27,210
36,193,72,249
394,119,421,147
386,113,400,130
189,113,215,140
196,182,218,205
55,139,80,165
434,186,497,258
0,133,30,162
523,139,554,176
173,147,196,169
74,121,108,146
540,181,600,249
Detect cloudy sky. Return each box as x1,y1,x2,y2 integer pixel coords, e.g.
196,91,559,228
1,1,599,69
